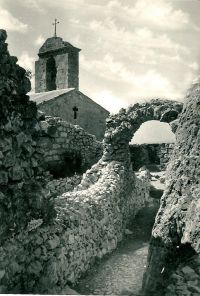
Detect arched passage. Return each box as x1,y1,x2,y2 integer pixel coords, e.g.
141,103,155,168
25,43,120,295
46,56,57,91
103,99,183,163
130,120,175,171
131,120,175,144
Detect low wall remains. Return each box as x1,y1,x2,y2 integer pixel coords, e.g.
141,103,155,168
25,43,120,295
0,162,150,293
130,143,174,170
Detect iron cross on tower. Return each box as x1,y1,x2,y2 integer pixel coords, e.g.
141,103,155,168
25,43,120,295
52,18,59,37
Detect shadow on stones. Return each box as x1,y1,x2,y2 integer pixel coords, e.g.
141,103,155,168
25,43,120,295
48,151,84,179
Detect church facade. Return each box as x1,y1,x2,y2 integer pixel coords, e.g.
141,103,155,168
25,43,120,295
32,34,109,140
30,88,109,140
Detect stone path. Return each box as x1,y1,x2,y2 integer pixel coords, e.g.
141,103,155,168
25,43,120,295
74,204,159,295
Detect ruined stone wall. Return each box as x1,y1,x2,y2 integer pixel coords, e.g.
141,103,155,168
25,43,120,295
0,161,150,294
38,115,103,177
0,30,185,293
165,256,200,296
142,83,200,295
0,29,151,293
130,143,174,171
103,100,182,164
47,174,82,197
0,30,54,240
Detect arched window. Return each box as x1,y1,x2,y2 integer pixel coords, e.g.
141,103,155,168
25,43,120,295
46,56,57,91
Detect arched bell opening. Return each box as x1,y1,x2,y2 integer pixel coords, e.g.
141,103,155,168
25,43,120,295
46,56,57,91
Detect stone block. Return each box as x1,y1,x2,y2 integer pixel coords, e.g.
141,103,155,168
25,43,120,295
0,171,8,185
27,260,43,276
47,235,60,249
0,270,5,280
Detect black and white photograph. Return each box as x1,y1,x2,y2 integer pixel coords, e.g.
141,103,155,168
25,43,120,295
0,0,199,295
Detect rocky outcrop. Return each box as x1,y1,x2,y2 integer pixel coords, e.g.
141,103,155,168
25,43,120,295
142,83,200,295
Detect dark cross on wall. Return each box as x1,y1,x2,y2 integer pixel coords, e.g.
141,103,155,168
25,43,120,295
52,18,59,37
73,106,78,119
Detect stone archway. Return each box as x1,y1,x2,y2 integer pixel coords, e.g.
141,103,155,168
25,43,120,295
102,99,183,164
130,120,176,171
46,56,57,91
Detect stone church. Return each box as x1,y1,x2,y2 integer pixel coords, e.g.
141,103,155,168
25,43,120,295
30,33,109,140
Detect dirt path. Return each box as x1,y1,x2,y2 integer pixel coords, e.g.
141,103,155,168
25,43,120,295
74,203,159,295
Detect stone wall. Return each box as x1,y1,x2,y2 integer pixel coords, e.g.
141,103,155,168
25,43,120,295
0,161,150,294
38,115,102,177
0,30,54,240
0,30,151,293
0,29,186,294
142,82,200,295
47,174,82,197
103,100,182,164
165,256,200,296
130,143,174,171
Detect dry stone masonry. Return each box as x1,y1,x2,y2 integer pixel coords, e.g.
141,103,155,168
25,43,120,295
38,115,102,177
47,174,82,197
142,81,200,295
0,30,54,240
0,29,186,294
0,29,150,293
165,256,200,296
103,99,182,164
130,143,174,171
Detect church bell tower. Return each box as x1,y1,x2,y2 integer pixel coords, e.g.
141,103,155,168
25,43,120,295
35,20,81,93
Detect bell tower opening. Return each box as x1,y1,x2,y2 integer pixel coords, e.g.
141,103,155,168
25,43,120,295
46,56,57,91
35,33,81,93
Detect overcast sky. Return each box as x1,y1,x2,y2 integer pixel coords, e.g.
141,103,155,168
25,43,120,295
0,0,200,142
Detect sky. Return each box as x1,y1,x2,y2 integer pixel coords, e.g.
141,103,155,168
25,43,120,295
0,0,200,143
